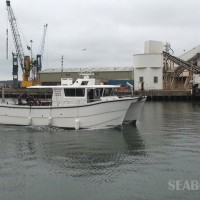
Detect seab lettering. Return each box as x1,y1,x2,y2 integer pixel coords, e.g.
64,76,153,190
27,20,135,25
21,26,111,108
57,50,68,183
168,180,200,191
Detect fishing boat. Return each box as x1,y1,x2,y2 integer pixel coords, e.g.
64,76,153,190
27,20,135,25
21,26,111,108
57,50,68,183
0,74,145,129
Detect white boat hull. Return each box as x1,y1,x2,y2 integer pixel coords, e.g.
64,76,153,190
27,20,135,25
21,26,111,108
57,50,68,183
123,96,146,124
0,98,133,129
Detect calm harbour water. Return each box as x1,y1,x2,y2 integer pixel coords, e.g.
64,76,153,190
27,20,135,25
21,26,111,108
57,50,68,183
0,101,200,200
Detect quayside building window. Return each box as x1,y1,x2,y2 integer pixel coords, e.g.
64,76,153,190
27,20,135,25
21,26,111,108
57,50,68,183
154,76,158,83
64,89,85,97
139,77,144,83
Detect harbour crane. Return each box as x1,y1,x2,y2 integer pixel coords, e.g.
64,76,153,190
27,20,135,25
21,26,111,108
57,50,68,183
35,23,48,73
6,0,47,87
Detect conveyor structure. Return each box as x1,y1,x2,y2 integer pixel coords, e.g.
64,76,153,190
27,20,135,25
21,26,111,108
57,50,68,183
163,51,200,77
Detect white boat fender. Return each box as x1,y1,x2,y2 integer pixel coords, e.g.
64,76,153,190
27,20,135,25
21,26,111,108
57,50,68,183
28,117,32,125
75,119,80,130
48,116,52,126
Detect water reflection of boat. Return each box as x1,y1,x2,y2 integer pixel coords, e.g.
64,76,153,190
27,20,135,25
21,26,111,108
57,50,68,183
31,126,146,179
122,124,146,156
0,75,145,130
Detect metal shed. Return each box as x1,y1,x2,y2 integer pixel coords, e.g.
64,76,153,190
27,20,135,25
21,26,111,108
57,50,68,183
38,67,134,85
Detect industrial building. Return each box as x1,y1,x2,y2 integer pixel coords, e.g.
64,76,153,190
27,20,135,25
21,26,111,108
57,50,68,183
133,40,163,91
38,67,134,86
37,40,200,93
133,40,200,91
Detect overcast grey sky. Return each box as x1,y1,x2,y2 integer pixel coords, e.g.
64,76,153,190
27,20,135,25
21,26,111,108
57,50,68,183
0,0,200,80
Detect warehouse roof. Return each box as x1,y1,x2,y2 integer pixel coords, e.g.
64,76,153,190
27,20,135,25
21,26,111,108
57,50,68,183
40,67,134,73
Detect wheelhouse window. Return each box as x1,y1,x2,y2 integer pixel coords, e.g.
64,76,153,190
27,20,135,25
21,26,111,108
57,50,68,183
81,81,89,85
64,89,85,97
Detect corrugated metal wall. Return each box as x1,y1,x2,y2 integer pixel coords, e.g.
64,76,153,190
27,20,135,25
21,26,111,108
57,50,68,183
38,70,134,84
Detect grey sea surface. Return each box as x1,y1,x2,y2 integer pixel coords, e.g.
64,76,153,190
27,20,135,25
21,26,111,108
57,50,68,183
0,101,200,200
